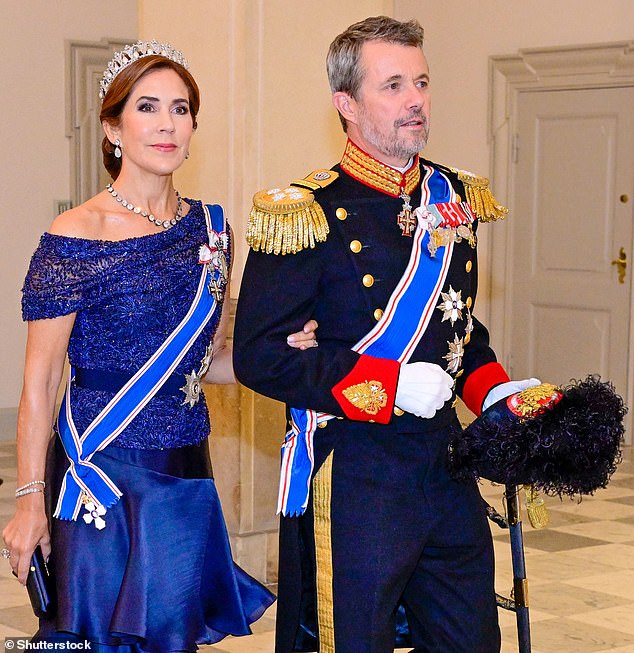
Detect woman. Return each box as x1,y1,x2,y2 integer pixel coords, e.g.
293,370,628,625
2,41,316,650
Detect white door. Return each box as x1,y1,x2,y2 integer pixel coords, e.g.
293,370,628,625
509,87,634,441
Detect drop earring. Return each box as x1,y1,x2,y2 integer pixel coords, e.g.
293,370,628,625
114,139,122,158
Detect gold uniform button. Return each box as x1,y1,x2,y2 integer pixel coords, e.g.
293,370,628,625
466,296,473,309
373,308,384,321
350,240,362,253
317,421,328,429
455,369,464,378
466,260,473,273
393,406,404,416
362,274,375,288
464,333,471,345
336,207,347,220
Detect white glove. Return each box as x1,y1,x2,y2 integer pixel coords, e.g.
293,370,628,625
482,378,541,412
395,362,454,419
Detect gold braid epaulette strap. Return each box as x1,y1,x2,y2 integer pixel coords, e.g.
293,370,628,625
247,170,338,255
452,168,509,223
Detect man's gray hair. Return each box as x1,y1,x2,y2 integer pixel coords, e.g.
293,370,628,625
327,15,425,132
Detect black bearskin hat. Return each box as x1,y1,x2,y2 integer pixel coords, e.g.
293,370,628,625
448,376,626,496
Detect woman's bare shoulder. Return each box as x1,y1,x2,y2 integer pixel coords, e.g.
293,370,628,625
48,194,108,238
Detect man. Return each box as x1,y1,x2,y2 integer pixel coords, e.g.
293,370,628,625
234,15,532,653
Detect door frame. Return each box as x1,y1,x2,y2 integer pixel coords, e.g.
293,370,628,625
487,41,634,437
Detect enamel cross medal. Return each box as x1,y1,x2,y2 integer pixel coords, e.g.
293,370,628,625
397,191,416,237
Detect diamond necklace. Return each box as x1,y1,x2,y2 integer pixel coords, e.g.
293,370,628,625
106,183,184,229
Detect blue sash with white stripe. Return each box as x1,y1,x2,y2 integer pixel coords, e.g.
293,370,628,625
54,204,226,522
279,166,460,516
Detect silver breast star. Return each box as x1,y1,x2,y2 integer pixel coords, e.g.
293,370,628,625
444,334,465,374
437,286,465,325
180,370,202,407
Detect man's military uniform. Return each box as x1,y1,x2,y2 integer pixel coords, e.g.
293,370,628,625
234,140,510,653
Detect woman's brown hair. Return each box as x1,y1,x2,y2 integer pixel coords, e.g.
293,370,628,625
100,56,201,180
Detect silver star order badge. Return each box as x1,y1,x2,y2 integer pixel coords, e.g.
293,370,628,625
437,286,464,325
444,334,465,374
465,311,474,336
199,342,214,378
208,277,225,302
181,370,203,408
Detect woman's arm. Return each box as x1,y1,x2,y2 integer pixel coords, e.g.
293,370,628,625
2,314,75,583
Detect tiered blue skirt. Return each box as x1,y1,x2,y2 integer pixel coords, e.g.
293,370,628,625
36,438,275,652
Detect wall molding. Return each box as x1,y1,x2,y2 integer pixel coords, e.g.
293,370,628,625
66,39,128,206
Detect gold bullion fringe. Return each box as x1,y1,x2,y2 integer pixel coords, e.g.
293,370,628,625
457,171,509,222
246,202,330,255
314,451,335,653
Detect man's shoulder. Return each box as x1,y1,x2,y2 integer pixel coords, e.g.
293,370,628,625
246,168,340,256
421,157,509,223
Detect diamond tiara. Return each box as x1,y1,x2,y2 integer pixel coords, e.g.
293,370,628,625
99,40,189,100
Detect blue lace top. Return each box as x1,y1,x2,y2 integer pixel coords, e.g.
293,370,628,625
21,199,229,449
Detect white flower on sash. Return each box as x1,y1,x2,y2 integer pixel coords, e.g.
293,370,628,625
198,244,214,264
82,499,107,530
200,230,229,282
414,206,436,233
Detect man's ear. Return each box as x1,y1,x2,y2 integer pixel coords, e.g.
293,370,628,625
332,91,357,126
102,120,120,145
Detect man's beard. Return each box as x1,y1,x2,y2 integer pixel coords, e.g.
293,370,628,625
358,108,429,164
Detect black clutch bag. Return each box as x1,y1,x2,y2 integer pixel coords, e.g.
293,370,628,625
14,546,56,619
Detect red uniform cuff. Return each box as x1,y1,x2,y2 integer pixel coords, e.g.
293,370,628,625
331,354,399,424
461,362,510,416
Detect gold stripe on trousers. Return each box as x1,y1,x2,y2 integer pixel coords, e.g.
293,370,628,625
314,450,335,652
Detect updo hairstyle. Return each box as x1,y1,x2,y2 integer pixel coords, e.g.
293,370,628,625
100,56,201,180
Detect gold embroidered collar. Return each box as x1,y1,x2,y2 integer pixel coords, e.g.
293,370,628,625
339,140,420,197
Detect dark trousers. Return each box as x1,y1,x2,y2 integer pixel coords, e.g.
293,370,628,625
276,414,501,653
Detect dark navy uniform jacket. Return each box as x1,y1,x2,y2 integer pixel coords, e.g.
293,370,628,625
234,157,508,423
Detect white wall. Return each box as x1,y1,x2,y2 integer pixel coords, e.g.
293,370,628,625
0,2,137,424
394,0,634,332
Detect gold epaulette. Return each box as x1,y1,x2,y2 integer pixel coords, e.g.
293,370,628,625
453,169,509,223
247,170,338,255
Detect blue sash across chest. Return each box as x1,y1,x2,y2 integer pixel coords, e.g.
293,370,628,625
54,204,227,522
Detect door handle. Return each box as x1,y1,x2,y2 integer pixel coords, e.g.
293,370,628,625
611,247,627,284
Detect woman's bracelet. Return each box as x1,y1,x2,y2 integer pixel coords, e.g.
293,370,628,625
16,487,44,498
15,480,45,498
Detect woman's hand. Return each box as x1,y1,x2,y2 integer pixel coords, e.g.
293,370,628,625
287,319,319,350
2,494,50,584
